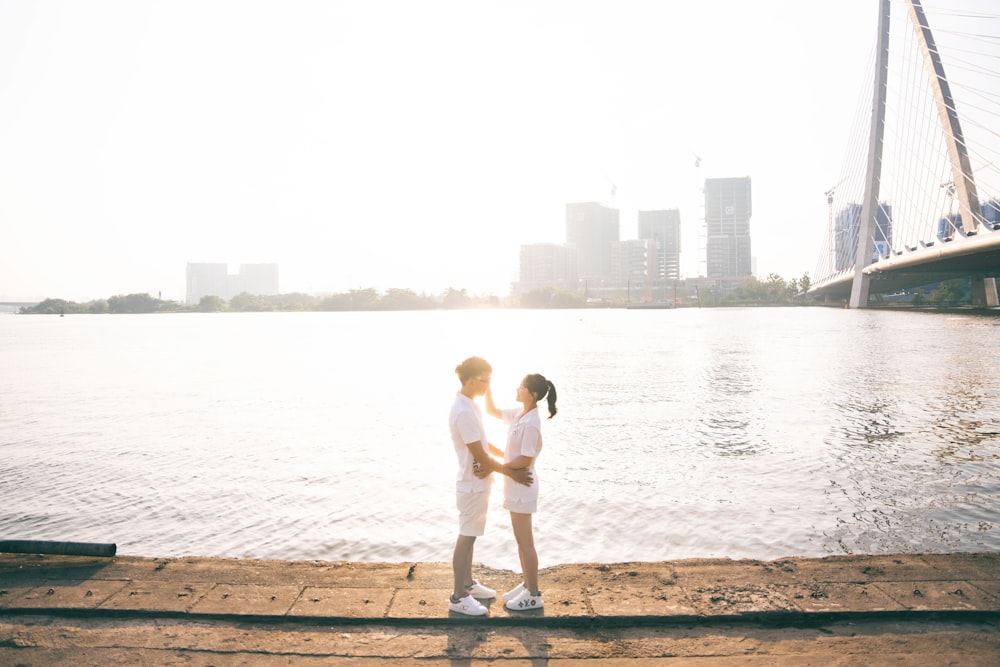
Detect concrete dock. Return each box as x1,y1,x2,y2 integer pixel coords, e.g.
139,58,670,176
2,551,999,664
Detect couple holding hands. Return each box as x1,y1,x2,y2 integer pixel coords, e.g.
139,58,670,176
447,356,558,616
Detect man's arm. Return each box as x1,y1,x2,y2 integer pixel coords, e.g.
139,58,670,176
466,440,493,477
468,441,533,486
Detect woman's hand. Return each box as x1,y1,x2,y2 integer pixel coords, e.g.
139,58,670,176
484,383,501,419
504,465,533,487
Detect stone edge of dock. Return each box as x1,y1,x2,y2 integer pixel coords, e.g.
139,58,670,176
2,551,998,625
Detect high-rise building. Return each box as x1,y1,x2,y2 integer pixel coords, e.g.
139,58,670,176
517,243,578,293
935,199,1000,240
834,203,893,271
238,263,281,298
186,263,279,304
565,202,619,281
185,264,227,304
610,239,654,290
704,177,752,279
983,199,1000,229
637,209,681,282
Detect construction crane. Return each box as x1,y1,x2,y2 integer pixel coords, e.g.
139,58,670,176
825,186,837,273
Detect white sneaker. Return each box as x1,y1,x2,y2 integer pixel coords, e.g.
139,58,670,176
449,594,488,616
466,580,496,599
502,582,526,601
505,589,543,611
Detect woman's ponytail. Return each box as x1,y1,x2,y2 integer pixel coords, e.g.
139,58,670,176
523,373,558,419
544,380,558,419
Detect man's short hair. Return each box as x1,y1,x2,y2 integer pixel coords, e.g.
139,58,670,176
455,356,492,383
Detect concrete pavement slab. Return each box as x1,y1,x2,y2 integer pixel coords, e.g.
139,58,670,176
783,553,943,583
872,579,1000,611
189,583,303,615
684,583,801,615
12,578,129,610
670,558,800,587
968,578,1000,600
384,588,450,619
289,586,393,617
99,581,211,612
779,581,902,612
0,584,36,609
588,582,698,617
920,552,1000,580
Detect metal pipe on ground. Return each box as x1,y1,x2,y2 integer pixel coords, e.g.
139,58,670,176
0,540,117,557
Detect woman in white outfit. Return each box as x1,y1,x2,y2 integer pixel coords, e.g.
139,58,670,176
485,373,558,611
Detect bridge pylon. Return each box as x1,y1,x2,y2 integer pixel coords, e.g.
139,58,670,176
849,0,890,309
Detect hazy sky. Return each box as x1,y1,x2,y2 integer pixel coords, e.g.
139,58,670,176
0,1,918,301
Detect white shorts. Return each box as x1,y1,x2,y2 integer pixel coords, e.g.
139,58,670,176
456,489,489,536
503,477,539,514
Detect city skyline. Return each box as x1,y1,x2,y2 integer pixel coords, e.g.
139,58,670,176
1,1,932,302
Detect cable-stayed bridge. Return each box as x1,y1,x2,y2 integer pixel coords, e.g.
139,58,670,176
808,0,1000,307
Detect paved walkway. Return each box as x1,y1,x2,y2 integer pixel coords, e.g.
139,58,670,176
2,551,999,664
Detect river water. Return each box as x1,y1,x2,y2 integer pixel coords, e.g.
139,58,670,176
2,307,999,570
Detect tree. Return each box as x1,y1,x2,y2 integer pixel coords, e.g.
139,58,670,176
799,272,812,293
731,277,765,303
318,288,379,311
274,292,317,311
198,295,225,312
381,288,428,310
442,287,470,309
765,273,789,302
927,279,969,305
318,293,353,311
107,293,158,314
348,288,379,310
520,288,583,308
548,290,585,308
156,300,185,312
230,292,264,311
728,274,801,305
24,298,86,315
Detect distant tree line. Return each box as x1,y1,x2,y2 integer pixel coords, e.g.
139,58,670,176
22,293,169,315
908,278,972,306
21,273,833,314
715,272,813,306
20,288,504,314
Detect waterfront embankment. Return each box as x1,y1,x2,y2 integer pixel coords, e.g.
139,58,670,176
2,551,999,664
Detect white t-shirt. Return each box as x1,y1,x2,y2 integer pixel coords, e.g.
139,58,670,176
502,406,542,473
449,392,492,493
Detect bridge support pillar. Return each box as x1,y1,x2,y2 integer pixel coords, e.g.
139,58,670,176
848,275,871,309
850,0,891,309
971,276,999,307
